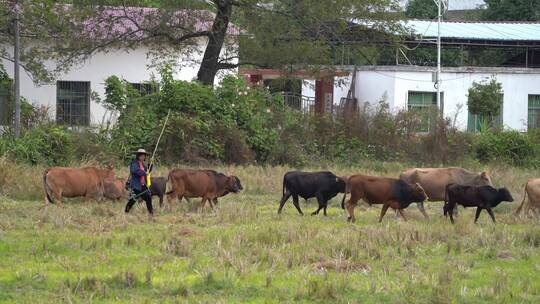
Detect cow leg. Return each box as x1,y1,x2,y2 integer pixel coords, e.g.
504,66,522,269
167,191,177,206
448,207,455,224
378,204,390,223
397,208,408,221
452,204,459,217
311,206,322,216
486,208,496,223
323,203,328,216
417,202,429,219
292,194,303,215
277,191,292,214
311,193,325,216
533,206,540,218
198,198,204,211
345,198,358,222
207,198,215,211
159,194,164,208
54,189,63,205
474,207,483,223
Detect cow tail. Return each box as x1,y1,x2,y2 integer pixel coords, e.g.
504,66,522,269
165,171,174,195
443,184,450,216
43,169,55,204
515,182,528,216
341,181,349,209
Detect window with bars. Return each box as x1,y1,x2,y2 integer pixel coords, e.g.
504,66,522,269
130,82,158,96
0,82,11,126
56,81,90,126
407,91,440,132
467,95,504,133
528,95,540,130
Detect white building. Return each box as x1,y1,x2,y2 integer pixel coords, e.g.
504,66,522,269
1,46,204,126
0,7,238,127
293,20,540,132
353,66,540,131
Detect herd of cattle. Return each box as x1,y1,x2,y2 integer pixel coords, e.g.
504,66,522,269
42,166,540,223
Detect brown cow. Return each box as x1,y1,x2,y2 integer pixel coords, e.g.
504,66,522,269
103,177,127,201
341,175,427,223
515,179,540,217
43,167,115,205
167,169,243,210
399,167,492,218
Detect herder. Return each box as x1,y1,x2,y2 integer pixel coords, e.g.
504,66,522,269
125,148,153,215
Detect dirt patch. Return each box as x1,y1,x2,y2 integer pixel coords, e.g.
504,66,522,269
498,250,514,260
179,227,197,237
313,260,370,273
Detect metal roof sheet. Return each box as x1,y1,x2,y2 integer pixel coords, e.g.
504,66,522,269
405,20,540,41
399,0,485,10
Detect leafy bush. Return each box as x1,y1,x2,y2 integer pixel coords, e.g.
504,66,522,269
5,69,540,168
474,131,539,167
105,69,286,164
0,125,74,165
467,76,503,127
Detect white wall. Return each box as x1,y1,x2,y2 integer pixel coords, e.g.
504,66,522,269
2,40,236,126
355,68,540,131
356,71,396,106
301,79,315,100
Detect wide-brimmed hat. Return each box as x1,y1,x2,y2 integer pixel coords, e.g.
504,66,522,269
134,148,149,155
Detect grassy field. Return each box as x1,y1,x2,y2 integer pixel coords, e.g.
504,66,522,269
1,162,540,303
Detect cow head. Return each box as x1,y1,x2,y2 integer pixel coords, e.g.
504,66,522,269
497,187,514,202
476,171,493,186
336,176,347,193
227,176,243,193
411,183,428,202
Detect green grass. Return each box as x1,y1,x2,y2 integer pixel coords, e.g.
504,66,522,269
1,163,540,303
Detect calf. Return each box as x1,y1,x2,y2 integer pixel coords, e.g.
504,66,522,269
341,175,427,222
400,167,492,218
443,184,514,224
149,176,167,207
277,171,346,216
103,177,127,201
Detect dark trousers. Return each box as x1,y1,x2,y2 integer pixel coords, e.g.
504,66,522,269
125,187,153,214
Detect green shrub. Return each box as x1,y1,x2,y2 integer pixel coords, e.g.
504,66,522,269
0,125,74,165
106,69,287,164
475,131,539,167
6,69,540,168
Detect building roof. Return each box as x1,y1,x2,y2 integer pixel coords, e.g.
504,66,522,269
405,19,540,41
399,0,485,11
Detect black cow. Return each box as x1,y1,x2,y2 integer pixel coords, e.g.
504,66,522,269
277,171,346,216
149,176,167,207
443,184,514,224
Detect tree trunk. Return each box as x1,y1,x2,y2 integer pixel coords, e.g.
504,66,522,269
196,1,232,86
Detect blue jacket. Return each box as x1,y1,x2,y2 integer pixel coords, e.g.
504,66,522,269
129,159,147,191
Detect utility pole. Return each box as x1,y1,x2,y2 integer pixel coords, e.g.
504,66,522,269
13,7,21,137
435,0,447,117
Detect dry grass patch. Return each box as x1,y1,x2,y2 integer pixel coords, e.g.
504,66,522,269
312,260,371,273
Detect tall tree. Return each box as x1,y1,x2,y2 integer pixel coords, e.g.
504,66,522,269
2,1,401,87
0,1,80,84
482,0,540,21
405,0,439,19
